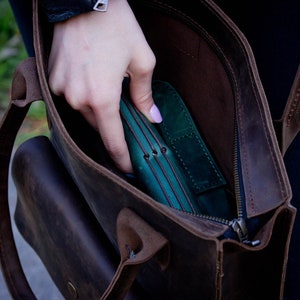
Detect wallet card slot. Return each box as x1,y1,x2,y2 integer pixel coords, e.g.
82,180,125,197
120,96,199,214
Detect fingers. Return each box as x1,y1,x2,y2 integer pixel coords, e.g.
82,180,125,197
128,47,162,124
66,84,133,174
46,0,160,174
91,91,133,173
48,48,159,174
49,62,133,173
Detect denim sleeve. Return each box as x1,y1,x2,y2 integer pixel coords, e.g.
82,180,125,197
8,0,101,55
39,0,99,22
9,0,34,56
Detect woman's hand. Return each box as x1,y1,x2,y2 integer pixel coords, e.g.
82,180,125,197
48,0,161,173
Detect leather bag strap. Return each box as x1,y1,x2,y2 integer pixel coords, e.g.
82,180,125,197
0,58,169,300
0,58,41,300
275,64,300,155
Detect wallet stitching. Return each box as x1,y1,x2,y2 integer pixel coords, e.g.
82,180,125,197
122,96,197,212
160,86,225,193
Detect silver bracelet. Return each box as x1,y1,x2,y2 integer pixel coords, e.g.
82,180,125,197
93,0,109,12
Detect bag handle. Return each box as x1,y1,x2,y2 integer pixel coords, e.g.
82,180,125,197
0,58,40,300
102,208,169,300
0,58,169,300
274,64,300,155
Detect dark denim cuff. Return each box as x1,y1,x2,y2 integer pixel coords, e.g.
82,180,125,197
40,0,98,22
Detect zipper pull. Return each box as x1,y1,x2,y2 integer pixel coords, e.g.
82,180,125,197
93,0,108,12
231,218,260,246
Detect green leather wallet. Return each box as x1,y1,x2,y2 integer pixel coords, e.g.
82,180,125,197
121,80,233,219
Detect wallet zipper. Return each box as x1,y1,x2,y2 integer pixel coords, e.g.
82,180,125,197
206,127,260,246
231,126,247,240
230,130,260,246
181,127,260,246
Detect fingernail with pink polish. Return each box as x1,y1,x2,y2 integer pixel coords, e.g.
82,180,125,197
150,104,163,123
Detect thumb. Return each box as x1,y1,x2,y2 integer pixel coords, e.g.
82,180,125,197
129,77,163,123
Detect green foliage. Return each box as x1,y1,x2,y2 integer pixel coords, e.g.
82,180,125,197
0,0,26,110
0,0,47,143
15,101,50,145
0,0,27,111
0,1,17,43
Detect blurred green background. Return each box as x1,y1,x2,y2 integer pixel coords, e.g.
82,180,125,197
0,0,47,143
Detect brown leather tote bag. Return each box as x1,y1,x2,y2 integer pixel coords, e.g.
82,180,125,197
1,0,300,299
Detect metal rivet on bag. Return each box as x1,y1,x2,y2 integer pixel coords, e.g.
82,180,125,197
67,281,78,299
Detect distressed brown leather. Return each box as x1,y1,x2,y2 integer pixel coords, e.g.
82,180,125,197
32,0,296,298
275,65,300,155
0,58,40,300
13,136,164,300
1,0,299,299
